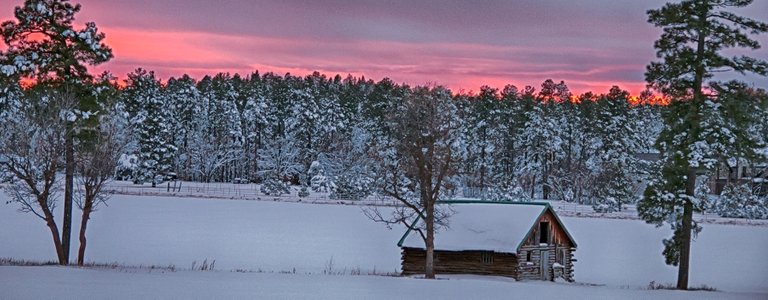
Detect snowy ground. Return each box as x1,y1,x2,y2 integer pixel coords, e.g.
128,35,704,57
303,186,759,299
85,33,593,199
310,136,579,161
1,191,767,299
2,266,763,300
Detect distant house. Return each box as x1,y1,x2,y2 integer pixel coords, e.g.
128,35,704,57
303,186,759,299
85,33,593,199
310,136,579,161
398,200,577,281
635,153,768,196
710,163,768,196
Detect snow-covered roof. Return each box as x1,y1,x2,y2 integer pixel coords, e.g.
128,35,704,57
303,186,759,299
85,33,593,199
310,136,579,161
398,201,575,253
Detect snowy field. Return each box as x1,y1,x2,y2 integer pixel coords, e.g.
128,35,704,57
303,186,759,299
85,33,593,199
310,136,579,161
105,180,768,227
2,267,762,300
1,193,767,299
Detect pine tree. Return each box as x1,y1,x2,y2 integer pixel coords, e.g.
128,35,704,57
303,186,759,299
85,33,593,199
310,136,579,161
518,88,569,200
165,75,200,180
590,87,643,212
639,0,768,289
461,86,503,198
493,85,520,182
241,72,269,182
123,69,176,186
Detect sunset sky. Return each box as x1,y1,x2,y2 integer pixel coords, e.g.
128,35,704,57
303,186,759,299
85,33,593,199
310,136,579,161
2,0,767,95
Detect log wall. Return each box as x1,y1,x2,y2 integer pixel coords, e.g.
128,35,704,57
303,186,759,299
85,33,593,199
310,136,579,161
401,247,519,278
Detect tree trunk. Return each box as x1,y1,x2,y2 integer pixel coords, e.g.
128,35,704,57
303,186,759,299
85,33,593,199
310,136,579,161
479,140,486,192
676,11,706,290
77,198,94,266
62,132,74,265
40,200,66,265
677,199,693,290
424,201,435,279
543,153,550,200
678,169,696,290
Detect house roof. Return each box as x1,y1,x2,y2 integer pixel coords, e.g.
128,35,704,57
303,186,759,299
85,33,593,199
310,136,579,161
397,200,577,253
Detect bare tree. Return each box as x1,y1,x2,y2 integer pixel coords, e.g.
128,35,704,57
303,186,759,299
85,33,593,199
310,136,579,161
257,134,303,178
191,140,243,182
365,85,462,279
73,111,125,265
0,91,74,265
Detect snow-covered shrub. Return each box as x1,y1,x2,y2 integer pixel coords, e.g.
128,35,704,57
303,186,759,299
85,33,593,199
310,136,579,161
485,186,530,202
298,186,310,198
309,161,331,193
715,184,768,219
330,174,373,200
115,153,138,180
310,174,330,193
260,178,290,196
592,197,619,213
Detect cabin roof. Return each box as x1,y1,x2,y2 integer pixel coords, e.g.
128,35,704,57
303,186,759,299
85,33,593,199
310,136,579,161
397,200,577,253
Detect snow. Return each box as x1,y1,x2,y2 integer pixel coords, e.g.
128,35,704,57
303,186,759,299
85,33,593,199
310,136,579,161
400,203,548,252
1,193,767,298
0,65,14,76
0,194,401,274
1,266,763,300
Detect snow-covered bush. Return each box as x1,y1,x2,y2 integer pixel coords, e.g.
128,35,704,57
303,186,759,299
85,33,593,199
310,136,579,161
115,153,138,180
592,197,619,213
310,174,330,193
485,186,530,202
330,174,373,200
298,185,310,198
715,184,768,219
308,160,330,193
260,179,290,196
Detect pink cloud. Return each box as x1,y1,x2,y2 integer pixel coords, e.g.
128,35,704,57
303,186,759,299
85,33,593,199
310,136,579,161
84,26,652,94
3,0,765,95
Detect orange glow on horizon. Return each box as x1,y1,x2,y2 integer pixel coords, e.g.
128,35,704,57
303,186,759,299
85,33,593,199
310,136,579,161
628,95,669,106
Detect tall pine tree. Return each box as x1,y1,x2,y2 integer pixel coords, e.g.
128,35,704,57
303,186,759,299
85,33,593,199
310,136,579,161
639,0,768,289
123,69,176,185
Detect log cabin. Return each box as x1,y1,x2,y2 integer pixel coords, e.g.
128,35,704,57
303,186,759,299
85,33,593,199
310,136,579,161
398,200,577,281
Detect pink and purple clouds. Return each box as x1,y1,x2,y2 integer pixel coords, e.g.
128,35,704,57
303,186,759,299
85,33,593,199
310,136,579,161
2,0,766,94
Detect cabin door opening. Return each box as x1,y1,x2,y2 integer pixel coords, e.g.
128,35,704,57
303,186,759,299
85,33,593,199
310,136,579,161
540,251,550,280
